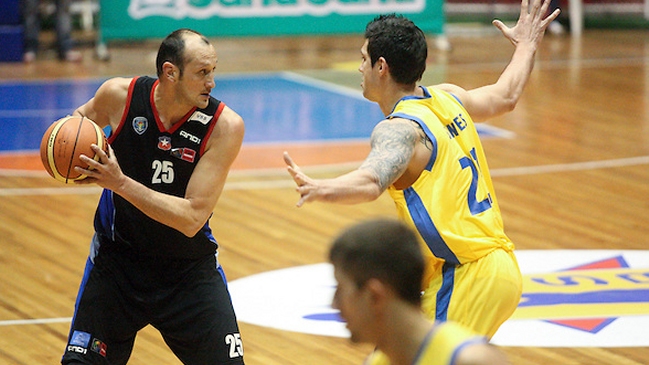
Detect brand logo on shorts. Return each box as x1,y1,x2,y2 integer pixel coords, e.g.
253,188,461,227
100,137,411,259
70,330,91,347
228,250,649,347
91,338,107,357
67,330,91,355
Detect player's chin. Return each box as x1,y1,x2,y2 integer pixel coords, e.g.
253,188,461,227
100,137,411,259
348,331,364,344
196,96,210,108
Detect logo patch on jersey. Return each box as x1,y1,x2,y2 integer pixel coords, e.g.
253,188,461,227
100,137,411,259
171,147,196,163
70,330,91,347
132,117,148,135
189,111,213,125
228,250,649,347
91,338,107,357
158,136,171,151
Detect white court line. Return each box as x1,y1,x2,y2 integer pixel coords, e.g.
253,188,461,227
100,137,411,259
0,186,102,196
0,155,647,196
0,317,71,326
490,155,649,177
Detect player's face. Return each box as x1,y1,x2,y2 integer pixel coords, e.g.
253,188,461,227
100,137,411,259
332,266,374,344
359,40,379,102
177,37,217,109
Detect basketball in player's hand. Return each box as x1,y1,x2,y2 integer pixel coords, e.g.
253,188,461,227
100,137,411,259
40,116,108,184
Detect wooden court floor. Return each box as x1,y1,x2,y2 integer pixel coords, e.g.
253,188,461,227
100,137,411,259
1,26,649,364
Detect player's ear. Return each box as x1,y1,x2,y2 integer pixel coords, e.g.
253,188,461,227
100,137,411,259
365,278,390,310
376,57,388,75
163,62,178,82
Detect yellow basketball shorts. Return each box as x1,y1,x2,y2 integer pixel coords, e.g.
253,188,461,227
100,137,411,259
421,249,523,339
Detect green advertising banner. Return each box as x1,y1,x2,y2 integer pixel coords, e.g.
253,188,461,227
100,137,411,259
99,0,444,41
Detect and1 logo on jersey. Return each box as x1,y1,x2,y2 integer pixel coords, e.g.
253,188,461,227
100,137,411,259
228,250,649,347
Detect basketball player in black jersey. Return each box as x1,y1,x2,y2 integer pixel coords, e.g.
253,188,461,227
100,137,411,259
60,29,245,365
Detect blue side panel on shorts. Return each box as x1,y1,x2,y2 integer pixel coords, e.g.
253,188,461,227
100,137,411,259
69,256,95,336
217,265,228,285
94,189,115,241
436,263,456,321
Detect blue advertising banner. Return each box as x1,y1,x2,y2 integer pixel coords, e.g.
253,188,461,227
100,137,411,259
99,0,444,40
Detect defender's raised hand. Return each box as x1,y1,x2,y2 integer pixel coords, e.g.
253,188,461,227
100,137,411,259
493,0,560,48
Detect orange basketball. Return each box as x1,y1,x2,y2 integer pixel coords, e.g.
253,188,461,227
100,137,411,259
40,116,108,184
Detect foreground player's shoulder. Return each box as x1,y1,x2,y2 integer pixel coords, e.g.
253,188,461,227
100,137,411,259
433,321,509,365
455,342,511,365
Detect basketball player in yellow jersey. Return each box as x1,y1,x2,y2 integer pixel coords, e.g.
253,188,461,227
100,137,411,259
285,0,560,342
330,219,510,365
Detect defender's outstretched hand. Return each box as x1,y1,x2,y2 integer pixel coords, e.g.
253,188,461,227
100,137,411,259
493,0,560,48
284,151,317,207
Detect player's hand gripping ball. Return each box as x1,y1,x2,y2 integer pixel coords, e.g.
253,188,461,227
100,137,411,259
40,116,108,183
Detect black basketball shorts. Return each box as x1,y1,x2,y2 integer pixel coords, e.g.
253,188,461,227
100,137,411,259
61,240,244,365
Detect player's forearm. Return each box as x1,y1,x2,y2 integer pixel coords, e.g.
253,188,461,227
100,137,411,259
316,171,383,205
492,43,538,112
114,177,209,237
467,44,537,121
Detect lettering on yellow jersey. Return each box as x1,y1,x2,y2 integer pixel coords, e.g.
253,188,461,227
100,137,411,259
446,114,468,139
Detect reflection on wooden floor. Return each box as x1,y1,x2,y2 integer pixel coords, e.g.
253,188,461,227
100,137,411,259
1,27,649,364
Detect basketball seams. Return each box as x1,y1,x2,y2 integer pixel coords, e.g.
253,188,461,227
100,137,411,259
91,122,105,163
41,116,107,184
64,117,85,183
46,119,69,183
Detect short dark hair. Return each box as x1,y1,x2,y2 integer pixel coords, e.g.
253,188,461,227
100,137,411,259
156,28,210,77
329,218,425,306
364,14,428,86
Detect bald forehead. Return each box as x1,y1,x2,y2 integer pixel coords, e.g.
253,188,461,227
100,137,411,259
182,31,210,46
182,33,217,64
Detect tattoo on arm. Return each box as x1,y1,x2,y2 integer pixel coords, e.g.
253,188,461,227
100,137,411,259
359,121,418,191
416,123,433,151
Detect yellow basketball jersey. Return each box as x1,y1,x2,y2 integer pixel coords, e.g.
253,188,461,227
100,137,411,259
387,86,515,285
364,321,487,365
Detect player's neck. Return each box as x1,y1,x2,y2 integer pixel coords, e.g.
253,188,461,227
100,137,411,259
378,83,420,116
153,83,194,129
377,305,433,365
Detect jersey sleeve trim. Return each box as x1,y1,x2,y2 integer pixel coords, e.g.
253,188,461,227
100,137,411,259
109,76,139,144
389,112,437,172
199,101,225,156
448,337,488,365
